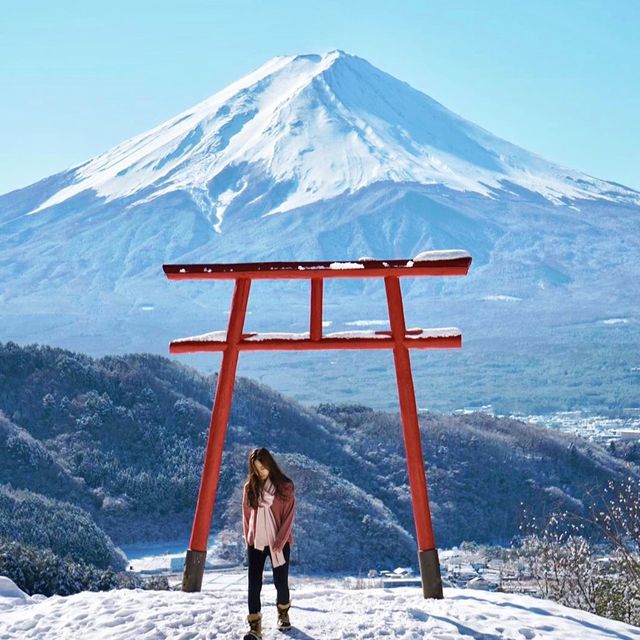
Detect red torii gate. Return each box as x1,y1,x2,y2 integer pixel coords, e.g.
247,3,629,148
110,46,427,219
163,250,472,598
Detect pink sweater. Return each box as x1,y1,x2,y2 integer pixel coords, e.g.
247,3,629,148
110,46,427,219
243,480,296,550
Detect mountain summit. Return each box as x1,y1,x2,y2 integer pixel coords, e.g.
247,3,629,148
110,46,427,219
26,50,638,227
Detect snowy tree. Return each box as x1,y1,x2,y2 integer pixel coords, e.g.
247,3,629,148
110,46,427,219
515,477,640,626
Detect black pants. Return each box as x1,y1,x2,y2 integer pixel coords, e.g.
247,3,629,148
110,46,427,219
247,542,291,614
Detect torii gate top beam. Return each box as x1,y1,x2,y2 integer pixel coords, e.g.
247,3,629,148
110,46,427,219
162,250,471,281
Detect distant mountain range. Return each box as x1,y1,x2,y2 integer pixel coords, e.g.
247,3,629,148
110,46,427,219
1,342,637,573
1,51,639,413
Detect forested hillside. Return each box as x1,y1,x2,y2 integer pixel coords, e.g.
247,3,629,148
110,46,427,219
1,341,637,573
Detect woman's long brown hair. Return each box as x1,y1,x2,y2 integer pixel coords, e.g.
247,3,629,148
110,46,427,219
244,448,294,508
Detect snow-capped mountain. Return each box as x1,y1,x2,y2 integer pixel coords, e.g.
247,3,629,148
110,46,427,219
1,50,638,412
25,50,639,223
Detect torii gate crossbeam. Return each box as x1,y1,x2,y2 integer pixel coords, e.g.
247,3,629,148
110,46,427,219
162,252,472,598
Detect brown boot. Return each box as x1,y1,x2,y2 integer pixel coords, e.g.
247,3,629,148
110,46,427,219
244,612,262,640
277,601,292,631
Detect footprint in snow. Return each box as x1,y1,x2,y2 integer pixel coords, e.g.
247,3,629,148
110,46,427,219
406,607,429,622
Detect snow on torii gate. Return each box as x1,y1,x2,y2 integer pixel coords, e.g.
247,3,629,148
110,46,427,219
163,249,472,599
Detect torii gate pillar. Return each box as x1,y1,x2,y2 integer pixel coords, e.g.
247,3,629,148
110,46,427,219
182,278,251,592
163,252,472,598
385,276,442,595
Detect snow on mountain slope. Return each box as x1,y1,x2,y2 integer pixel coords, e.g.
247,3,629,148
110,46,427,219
26,50,639,226
1,575,639,639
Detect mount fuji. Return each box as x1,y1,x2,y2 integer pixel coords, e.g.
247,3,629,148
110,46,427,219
1,50,639,413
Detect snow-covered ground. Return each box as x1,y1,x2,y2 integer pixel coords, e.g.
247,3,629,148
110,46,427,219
120,540,191,573
1,571,638,639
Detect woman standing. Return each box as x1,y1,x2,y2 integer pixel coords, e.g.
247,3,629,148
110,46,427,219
242,448,296,640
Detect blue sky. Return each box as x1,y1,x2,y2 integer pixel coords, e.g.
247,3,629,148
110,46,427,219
1,0,638,194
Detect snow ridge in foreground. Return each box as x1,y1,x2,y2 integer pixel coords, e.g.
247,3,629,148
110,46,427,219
1,574,638,639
